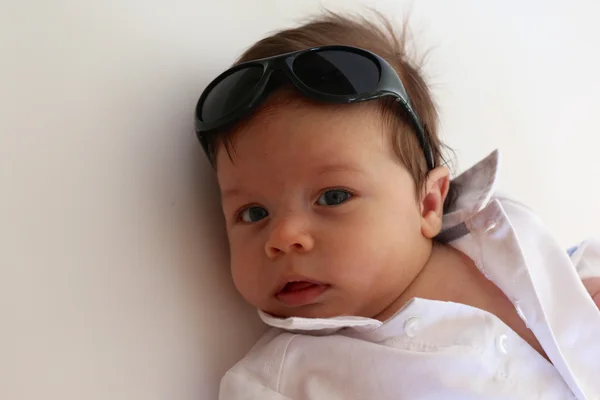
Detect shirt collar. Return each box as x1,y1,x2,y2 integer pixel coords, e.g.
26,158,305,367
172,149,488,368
442,149,500,230
257,309,382,335
259,149,501,332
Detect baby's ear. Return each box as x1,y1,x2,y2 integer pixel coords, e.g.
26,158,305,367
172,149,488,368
420,167,450,239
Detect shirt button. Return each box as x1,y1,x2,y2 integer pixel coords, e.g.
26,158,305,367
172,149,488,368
496,334,508,354
404,317,422,337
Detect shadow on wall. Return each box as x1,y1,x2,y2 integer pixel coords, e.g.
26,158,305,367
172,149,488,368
171,139,267,395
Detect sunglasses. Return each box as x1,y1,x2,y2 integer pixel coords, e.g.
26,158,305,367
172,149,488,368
194,45,434,170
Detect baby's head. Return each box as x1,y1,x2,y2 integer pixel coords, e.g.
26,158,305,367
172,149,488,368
196,12,455,320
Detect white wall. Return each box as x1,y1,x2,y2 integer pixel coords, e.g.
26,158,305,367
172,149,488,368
2,0,599,399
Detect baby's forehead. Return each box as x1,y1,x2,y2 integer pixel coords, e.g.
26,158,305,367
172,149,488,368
215,103,397,187
219,91,387,152
233,88,346,132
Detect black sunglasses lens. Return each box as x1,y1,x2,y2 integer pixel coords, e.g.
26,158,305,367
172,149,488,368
293,50,380,96
200,66,264,123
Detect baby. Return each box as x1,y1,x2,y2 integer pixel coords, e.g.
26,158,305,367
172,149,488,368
194,12,600,399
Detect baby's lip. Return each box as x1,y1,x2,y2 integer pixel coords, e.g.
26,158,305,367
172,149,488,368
273,276,326,296
276,282,330,307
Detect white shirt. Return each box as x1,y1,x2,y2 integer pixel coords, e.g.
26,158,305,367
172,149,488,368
219,150,600,400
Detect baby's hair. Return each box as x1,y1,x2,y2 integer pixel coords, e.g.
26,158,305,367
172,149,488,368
211,9,458,211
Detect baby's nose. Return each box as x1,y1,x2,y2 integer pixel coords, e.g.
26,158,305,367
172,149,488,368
264,216,314,259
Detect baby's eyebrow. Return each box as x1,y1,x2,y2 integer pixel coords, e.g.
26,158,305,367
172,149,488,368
220,164,365,200
220,187,243,200
315,163,366,176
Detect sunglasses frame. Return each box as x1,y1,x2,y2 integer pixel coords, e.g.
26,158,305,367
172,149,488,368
194,45,434,170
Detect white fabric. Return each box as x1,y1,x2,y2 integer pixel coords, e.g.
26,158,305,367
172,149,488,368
219,150,600,400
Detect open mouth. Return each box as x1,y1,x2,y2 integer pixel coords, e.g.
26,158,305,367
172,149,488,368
280,281,319,293
276,280,329,306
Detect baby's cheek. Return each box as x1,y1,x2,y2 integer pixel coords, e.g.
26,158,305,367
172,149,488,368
230,255,264,305
330,243,396,290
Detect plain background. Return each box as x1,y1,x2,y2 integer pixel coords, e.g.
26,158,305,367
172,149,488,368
2,0,600,399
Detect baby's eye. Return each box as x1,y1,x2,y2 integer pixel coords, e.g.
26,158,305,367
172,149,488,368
316,189,352,206
238,206,269,223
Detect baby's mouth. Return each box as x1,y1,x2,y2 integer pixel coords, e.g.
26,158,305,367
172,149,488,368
280,281,319,293
275,280,330,307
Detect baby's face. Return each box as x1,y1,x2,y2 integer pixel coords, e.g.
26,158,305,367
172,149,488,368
216,100,434,319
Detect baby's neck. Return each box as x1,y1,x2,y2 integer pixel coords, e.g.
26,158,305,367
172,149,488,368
374,242,484,321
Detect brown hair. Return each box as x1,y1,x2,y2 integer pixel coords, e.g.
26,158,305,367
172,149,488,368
211,10,458,211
